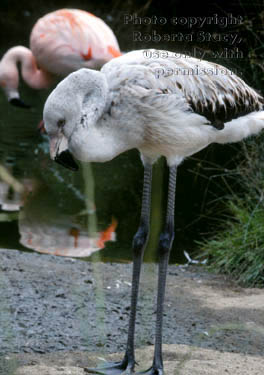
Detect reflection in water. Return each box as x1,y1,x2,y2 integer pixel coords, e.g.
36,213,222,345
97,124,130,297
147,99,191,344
0,153,118,257
0,164,25,211
19,215,117,257
0,180,21,211
0,86,147,262
17,163,117,257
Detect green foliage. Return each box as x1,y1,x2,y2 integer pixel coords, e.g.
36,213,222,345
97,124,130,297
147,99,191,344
200,137,264,287
201,199,264,286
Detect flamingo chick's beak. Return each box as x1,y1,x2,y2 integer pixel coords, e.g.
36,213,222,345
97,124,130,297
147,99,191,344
49,134,79,172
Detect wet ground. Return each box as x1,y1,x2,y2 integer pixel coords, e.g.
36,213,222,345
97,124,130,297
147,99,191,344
0,248,264,374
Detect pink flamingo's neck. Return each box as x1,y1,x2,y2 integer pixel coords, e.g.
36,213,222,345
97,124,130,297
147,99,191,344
0,46,53,91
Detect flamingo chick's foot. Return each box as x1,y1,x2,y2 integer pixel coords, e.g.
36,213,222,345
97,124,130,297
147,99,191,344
84,358,135,375
136,366,163,375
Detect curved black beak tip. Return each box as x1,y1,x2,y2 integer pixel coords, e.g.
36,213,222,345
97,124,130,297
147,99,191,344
9,98,31,109
54,150,79,172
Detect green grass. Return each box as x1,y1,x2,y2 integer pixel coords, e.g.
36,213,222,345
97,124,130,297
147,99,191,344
199,137,264,287
200,199,264,287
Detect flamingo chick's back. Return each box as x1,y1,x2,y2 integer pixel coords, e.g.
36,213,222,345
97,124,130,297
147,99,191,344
43,49,264,168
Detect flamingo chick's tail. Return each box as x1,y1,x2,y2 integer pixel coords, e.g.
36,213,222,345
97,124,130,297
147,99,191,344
215,111,264,144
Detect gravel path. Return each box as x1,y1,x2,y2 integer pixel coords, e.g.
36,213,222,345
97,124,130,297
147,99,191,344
0,248,263,374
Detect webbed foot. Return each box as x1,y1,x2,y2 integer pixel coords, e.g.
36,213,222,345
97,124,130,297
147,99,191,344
136,366,163,374
85,355,135,374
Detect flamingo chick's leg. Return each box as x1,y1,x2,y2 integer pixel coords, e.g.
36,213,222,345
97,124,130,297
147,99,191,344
137,165,177,375
85,163,153,375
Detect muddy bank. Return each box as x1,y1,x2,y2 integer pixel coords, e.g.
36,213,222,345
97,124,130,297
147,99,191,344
6,344,264,375
0,248,264,374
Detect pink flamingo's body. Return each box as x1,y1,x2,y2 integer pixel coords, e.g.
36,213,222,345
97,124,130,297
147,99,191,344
0,9,121,107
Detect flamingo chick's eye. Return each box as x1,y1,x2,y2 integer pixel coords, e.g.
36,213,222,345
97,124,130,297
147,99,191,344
57,119,66,128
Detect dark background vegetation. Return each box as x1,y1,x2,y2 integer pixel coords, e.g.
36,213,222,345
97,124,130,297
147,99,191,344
0,0,264,284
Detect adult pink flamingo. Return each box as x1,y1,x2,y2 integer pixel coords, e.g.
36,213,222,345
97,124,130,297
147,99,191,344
0,8,121,107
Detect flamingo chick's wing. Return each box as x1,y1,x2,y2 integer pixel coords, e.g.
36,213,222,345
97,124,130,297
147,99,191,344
102,49,264,130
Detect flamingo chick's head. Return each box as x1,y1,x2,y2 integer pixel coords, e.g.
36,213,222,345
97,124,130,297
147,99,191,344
43,68,108,171
43,77,81,171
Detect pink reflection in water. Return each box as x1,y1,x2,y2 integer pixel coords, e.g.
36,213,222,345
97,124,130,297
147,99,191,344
19,217,117,257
